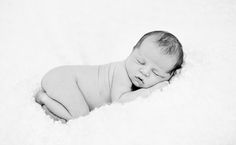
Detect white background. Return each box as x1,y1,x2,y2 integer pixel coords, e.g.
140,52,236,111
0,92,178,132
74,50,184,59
0,0,236,145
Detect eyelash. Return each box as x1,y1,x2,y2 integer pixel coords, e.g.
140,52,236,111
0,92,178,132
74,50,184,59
137,59,145,65
153,71,164,78
136,58,164,78
153,71,160,77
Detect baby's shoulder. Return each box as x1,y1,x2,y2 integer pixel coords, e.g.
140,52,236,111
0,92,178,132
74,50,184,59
97,61,122,76
106,61,125,73
111,61,132,88
100,61,121,69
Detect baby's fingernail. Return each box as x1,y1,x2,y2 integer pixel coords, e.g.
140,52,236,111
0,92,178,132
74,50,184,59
164,81,169,85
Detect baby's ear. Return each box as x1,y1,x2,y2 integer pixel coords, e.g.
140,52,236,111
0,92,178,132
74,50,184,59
168,69,182,82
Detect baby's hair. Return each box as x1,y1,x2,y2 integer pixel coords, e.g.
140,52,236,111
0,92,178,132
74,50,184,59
133,31,184,78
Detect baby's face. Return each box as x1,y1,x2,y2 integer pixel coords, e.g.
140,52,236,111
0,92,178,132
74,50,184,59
125,36,178,88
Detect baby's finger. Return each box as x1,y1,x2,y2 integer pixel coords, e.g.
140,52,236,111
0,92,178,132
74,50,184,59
59,119,67,124
157,81,169,88
149,81,169,93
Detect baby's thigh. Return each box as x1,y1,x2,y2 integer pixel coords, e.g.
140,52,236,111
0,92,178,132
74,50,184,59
44,82,90,118
36,88,90,118
66,86,90,117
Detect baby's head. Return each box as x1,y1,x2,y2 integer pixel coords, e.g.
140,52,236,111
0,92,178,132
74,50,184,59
125,31,184,88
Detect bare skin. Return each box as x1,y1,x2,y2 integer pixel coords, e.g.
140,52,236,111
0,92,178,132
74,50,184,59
35,36,177,122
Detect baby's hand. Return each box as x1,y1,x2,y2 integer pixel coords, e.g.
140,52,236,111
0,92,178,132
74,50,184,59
148,81,169,93
132,81,169,99
136,88,151,98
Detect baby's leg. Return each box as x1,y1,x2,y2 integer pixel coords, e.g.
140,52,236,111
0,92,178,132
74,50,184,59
42,105,67,123
40,66,90,118
35,90,72,120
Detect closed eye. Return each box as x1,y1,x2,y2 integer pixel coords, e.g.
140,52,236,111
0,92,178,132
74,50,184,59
153,70,165,78
137,58,145,65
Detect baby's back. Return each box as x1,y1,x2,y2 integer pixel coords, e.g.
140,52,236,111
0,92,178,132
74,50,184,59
74,62,118,110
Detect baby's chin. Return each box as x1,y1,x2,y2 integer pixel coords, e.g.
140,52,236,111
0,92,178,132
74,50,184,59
131,83,150,90
134,80,154,88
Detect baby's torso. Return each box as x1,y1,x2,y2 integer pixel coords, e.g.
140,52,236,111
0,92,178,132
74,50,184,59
75,62,120,110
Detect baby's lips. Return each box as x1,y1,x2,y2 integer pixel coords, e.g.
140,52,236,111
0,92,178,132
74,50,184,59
135,76,143,84
135,75,143,81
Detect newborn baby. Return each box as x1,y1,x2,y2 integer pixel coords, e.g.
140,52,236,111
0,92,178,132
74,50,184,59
35,31,184,123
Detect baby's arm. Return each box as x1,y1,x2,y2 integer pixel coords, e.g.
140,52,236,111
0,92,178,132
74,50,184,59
110,74,148,103
113,89,150,103
112,81,169,103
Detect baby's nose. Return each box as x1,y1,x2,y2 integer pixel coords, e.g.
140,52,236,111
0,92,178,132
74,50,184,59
139,68,150,77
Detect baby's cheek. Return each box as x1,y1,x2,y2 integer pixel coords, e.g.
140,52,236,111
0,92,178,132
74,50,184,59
150,77,162,85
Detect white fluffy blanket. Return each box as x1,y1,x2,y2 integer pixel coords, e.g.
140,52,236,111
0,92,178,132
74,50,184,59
0,0,236,145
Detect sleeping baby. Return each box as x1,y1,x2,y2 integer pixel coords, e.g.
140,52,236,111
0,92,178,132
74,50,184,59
35,30,184,123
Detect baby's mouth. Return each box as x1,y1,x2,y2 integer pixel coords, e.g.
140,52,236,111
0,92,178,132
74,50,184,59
134,76,144,85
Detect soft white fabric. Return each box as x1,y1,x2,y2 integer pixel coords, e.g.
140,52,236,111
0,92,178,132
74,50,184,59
0,0,236,145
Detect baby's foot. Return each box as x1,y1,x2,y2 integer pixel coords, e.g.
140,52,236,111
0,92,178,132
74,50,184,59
34,90,68,124
42,105,67,124
34,90,46,105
